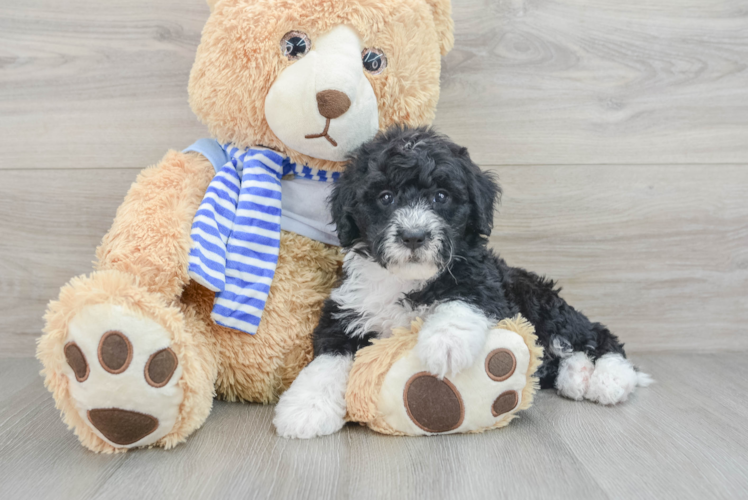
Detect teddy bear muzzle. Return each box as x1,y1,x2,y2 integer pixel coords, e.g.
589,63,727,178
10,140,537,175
264,25,380,161
303,89,352,147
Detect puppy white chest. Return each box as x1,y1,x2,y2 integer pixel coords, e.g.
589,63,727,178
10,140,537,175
330,255,431,338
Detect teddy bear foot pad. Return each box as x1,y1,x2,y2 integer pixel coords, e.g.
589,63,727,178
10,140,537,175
63,303,184,448
377,327,535,436
403,346,521,433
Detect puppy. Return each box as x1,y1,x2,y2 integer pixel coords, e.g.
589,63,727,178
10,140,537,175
274,126,651,439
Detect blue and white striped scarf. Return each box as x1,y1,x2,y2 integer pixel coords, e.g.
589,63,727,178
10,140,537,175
188,144,340,335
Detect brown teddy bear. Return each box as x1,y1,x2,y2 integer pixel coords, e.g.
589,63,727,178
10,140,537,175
37,0,456,452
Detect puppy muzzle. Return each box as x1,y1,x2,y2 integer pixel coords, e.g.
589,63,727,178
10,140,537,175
379,204,446,279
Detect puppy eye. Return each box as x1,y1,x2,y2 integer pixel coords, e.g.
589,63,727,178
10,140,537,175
378,191,394,206
433,190,449,204
362,48,387,74
281,31,311,60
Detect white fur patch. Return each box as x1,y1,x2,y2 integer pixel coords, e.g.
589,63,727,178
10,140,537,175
64,304,184,448
388,262,441,281
264,25,379,161
273,354,353,439
415,301,494,378
331,253,432,339
555,352,594,401
585,353,651,405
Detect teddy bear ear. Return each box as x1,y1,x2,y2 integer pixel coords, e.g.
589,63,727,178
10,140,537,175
206,0,223,11
425,0,455,55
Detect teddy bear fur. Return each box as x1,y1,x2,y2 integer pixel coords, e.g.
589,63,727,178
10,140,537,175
38,0,454,452
346,315,543,436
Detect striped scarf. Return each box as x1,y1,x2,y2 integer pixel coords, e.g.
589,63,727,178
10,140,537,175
188,145,340,335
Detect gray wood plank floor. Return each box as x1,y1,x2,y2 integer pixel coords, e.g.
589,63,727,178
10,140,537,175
1,354,746,500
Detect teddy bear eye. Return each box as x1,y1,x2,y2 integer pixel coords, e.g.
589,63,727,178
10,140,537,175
362,48,387,74
281,31,311,60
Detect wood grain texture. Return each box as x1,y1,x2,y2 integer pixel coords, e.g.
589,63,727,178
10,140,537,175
2,164,746,356
0,0,209,171
1,1,746,498
1,3,746,347
489,163,748,352
2,1,747,169
437,0,748,165
0,169,136,356
1,354,747,499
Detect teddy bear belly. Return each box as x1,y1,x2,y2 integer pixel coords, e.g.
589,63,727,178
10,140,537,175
182,230,344,403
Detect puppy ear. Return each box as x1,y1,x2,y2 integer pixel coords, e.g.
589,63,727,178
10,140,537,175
329,178,361,248
465,159,500,237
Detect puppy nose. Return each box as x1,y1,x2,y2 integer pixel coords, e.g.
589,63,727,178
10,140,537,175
400,229,427,250
316,90,351,119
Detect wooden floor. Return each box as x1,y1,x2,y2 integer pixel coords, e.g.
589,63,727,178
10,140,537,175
1,0,748,499
1,353,747,499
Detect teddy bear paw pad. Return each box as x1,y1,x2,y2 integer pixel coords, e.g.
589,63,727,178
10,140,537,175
377,327,533,435
63,303,184,448
404,372,464,433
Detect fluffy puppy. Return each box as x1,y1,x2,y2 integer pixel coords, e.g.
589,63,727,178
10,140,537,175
274,126,652,439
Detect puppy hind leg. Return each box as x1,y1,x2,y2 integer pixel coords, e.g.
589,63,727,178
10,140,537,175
585,353,653,405
273,354,353,439
555,351,595,401
584,323,653,405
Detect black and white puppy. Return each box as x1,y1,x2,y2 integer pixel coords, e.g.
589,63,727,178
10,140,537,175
274,126,651,439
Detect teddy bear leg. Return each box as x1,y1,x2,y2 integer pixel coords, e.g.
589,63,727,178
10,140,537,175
347,316,543,436
38,270,217,453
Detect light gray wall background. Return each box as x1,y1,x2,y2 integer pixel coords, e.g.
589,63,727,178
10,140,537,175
1,0,747,357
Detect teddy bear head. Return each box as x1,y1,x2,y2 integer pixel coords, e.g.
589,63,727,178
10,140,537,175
189,0,453,172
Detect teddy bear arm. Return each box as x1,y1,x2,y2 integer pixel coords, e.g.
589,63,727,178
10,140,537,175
94,150,215,299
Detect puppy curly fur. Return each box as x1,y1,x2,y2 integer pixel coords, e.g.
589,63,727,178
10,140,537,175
316,126,648,399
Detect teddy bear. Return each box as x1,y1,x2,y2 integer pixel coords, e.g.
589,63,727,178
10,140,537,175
37,0,456,452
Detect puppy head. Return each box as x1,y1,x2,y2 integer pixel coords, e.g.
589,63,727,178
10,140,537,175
331,126,500,280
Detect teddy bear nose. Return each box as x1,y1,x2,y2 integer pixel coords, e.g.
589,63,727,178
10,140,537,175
316,90,351,119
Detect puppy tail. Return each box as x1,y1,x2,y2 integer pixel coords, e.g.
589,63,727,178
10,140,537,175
635,369,654,387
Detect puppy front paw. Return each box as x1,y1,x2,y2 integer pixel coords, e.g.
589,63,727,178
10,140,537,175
273,391,346,439
272,354,351,439
416,324,486,379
